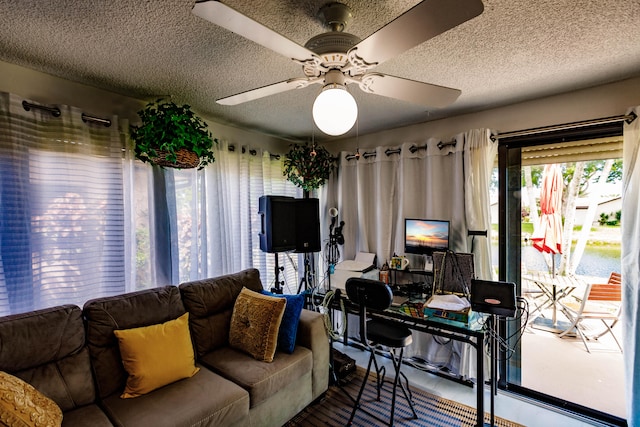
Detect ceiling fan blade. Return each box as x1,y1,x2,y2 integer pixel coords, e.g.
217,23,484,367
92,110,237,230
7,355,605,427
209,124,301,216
358,74,461,108
193,1,315,62
217,79,317,106
351,0,484,66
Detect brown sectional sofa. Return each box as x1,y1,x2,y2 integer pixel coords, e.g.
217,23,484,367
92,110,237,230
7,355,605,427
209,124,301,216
0,268,329,427
0,305,113,427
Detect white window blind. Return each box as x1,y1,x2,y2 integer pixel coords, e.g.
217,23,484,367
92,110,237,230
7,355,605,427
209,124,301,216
0,93,125,315
0,92,303,316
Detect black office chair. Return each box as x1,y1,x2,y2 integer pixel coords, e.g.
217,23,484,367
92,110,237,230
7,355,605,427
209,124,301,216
345,277,418,426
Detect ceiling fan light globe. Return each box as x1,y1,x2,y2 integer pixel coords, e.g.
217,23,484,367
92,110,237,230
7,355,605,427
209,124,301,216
312,86,358,136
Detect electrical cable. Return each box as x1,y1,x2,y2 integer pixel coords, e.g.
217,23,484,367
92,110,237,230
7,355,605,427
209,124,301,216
479,296,530,362
319,289,346,340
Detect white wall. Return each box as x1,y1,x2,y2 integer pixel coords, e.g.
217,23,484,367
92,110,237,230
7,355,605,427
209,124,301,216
3,58,639,155
327,76,640,154
0,60,292,154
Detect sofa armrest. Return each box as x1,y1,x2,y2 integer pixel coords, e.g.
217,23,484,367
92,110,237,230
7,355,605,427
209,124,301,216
296,309,329,400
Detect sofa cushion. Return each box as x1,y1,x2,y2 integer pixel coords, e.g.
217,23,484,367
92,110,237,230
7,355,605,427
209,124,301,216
179,268,264,357
114,312,199,398
261,290,305,353
60,405,114,427
0,305,97,412
200,346,313,408
83,286,186,399
0,371,63,427
100,365,249,427
229,288,286,362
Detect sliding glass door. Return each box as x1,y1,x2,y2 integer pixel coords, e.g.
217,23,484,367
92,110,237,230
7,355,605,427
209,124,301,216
498,124,626,426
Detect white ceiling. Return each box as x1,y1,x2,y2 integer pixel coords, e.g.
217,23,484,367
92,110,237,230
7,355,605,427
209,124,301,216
0,0,639,142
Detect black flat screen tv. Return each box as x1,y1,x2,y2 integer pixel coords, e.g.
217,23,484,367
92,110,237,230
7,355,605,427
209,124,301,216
404,218,450,255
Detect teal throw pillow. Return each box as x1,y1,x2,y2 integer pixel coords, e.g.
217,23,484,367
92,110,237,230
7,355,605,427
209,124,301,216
261,290,305,353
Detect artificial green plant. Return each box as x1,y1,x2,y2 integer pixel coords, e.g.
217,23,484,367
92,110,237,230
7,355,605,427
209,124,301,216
130,99,217,169
283,143,336,191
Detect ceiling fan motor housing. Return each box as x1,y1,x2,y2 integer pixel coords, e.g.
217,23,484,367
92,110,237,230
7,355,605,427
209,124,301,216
304,32,361,72
317,2,353,32
305,2,361,71
304,32,361,56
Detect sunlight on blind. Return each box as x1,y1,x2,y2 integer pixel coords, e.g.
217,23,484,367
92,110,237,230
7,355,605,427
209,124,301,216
0,92,305,316
248,152,301,293
29,150,125,308
0,93,125,314
183,143,302,289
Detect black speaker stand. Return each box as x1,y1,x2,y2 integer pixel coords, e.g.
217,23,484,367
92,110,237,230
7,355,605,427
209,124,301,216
297,254,312,294
485,314,498,427
271,253,285,294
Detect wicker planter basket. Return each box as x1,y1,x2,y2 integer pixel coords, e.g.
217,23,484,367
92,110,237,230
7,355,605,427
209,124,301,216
151,148,200,169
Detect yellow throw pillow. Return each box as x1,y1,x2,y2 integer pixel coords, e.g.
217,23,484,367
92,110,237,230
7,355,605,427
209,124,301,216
114,312,199,398
0,371,63,427
229,287,286,362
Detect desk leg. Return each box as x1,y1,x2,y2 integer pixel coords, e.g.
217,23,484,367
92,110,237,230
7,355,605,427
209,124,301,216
477,332,484,427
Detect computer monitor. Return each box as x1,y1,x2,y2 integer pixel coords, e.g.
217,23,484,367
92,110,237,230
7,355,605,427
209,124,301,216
404,218,450,255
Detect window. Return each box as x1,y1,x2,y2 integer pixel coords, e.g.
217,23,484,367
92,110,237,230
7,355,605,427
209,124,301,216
0,93,300,316
0,94,125,314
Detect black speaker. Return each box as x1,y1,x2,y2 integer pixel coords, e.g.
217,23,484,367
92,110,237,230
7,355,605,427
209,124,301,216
470,279,517,317
259,196,296,253
295,198,321,253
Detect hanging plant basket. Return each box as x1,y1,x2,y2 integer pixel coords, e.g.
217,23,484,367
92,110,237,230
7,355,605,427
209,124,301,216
283,143,336,191
151,148,200,169
130,99,217,170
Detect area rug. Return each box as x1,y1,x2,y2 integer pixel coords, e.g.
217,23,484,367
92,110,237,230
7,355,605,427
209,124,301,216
285,368,525,427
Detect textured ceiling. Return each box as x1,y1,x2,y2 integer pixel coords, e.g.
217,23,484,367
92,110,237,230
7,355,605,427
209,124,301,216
0,0,639,142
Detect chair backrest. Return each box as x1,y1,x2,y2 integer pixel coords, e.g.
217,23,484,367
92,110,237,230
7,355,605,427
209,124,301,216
608,272,622,285
345,278,393,346
588,272,622,302
345,277,393,311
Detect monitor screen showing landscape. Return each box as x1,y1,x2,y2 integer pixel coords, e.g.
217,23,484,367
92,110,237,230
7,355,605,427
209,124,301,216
404,218,450,255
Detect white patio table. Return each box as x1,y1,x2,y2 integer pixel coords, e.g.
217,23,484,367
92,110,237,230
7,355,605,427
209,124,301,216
522,271,585,333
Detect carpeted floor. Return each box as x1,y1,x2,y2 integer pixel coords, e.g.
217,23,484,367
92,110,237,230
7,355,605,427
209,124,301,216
286,368,525,427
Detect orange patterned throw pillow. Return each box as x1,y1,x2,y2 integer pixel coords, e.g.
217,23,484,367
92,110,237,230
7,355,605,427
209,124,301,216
229,287,286,362
0,371,63,427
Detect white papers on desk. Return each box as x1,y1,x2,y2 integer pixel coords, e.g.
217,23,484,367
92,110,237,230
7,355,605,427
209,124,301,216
426,294,471,311
335,252,376,272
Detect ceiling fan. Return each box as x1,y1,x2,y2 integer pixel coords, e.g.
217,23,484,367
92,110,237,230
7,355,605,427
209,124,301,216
193,0,484,135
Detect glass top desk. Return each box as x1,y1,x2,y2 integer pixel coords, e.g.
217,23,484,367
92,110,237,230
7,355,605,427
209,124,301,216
314,291,488,427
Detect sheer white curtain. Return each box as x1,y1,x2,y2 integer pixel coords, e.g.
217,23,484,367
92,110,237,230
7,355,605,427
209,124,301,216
622,106,640,425
0,92,127,315
463,128,498,280
0,90,304,317
326,131,496,379
332,137,487,264
172,139,302,291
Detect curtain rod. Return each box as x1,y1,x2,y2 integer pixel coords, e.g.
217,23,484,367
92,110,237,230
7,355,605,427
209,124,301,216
341,111,637,160
22,100,113,127
22,100,60,117
345,139,454,160
228,144,281,160
81,113,111,127
491,112,637,141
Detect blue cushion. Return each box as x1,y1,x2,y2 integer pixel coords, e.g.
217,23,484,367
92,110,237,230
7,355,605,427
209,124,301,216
261,290,305,353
